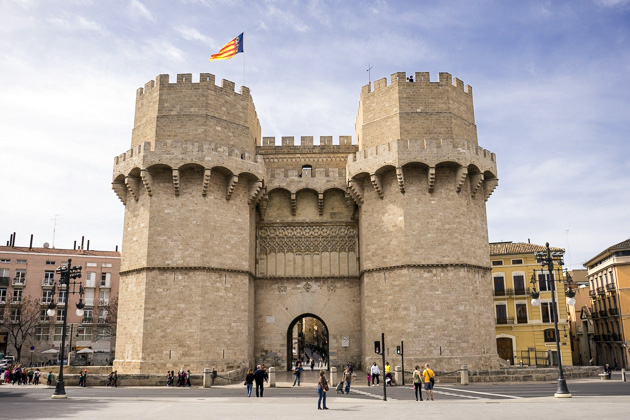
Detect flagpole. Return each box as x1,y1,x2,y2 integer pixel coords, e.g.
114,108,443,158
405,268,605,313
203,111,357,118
243,31,246,88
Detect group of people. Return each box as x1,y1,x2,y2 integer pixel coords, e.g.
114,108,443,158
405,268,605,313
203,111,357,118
106,371,118,387
3,365,42,385
244,365,268,397
412,364,436,401
77,369,88,387
166,368,192,387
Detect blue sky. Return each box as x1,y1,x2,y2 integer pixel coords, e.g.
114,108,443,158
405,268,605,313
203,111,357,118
2,0,629,269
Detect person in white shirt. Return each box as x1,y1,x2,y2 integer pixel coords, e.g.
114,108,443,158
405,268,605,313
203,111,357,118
370,362,380,386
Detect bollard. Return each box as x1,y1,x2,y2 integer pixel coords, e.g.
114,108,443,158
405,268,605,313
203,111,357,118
622,368,626,382
460,365,469,386
269,367,276,387
394,366,402,386
203,368,213,388
330,366,337,387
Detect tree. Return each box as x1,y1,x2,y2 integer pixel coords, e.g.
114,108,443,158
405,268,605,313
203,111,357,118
0,296,42,361
97,296,118,341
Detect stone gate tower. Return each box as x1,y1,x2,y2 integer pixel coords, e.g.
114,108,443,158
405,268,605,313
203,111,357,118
112,71,499,374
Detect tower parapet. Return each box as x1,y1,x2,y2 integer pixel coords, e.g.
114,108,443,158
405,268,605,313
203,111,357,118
356,72,477,150
132,73,261,153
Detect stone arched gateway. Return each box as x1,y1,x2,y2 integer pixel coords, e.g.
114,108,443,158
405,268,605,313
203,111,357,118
285,313,328,370
254,278,361,370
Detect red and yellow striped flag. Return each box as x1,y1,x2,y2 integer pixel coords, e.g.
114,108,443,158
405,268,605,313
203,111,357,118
209,33,244,61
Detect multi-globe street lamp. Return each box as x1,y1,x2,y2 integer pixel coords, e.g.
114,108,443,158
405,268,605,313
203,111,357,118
529,242,576,398
46,258,84,399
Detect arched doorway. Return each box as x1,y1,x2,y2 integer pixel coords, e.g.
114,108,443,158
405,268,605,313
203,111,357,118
496,337,514,364
287,313,329,371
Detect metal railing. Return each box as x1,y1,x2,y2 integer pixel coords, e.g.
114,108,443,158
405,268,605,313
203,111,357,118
606,283,616,291
597,286,605,295
589,290,597,298
12,278,26,286
609,307,619,316
495,317,514,325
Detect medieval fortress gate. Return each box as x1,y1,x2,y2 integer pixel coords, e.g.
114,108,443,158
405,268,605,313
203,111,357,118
112,71,500,374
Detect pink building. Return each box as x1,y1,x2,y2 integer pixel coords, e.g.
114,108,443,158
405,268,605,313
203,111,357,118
0,244,120,365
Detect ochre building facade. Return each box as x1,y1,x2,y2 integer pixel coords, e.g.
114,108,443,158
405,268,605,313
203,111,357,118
112,71,500,374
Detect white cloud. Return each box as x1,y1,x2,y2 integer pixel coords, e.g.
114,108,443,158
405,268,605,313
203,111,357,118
257,20,269,31
46,14,107,34
593,0,630,7
127,0,154,21
175,25,213,45
263,4,310,32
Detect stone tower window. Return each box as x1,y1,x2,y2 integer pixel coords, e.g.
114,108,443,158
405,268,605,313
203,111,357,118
301,165,312,177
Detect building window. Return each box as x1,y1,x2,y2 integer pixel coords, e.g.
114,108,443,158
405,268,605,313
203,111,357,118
35,326,49,341
43,270,55,286
76,326,92,341
513,275,525,295
46,261,56,265
494,276,505,296
14,270,26,285
301,165,313,177
100,272,111,288
511,259,523,265
58,291,67,304
102,263,112,268
42,290,54,304
12,289,23,303
99,290,110,305
85,272,96,288
0,288,6,304
543,328,556,343
86,262,97,267
96,326,109,341
54,326,65,341
0,268,9,278
516,303,528,324
82,309,93,324
40,309,49,322
492,260,503,266
496,304,508,324
541,302,556,323
84,288,95,306
538,273,554,292
10,307,21,323
0,259,10,263
56,309,64,323
98,307,108,323
16,259,27,264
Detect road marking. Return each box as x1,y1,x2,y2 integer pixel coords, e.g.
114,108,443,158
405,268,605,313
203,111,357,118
437,386,523,399
346,389,397,401
433,390,480,399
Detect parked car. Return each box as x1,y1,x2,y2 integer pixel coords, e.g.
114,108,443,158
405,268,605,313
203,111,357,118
0,356,16,370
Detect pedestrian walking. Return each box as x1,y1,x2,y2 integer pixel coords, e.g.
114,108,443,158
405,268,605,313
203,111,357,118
342,366,352,394
186,370,192,387
293,361,303,386
47,371,53,386
366,372,371,387
317,370,329,410
385,362,392,386
370,362,380,386
413,365,423,401
33,369,40,385
244,369,254,397
422,364,435,400
310,358,315,370
253,365,268,397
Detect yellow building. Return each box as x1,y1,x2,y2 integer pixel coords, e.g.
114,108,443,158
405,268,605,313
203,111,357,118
584,238,630,369
490,242,573,367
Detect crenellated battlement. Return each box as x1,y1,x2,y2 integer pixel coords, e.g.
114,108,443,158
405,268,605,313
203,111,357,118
113,139,265,182
350,138,495,163
361,71,472,96
260,135,354,147
135,73,251,98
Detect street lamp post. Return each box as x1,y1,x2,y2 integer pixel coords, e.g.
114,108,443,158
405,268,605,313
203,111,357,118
529,242,576,398
46,258,84,399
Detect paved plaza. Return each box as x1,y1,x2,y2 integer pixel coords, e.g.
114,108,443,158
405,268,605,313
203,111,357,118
1,372,629,420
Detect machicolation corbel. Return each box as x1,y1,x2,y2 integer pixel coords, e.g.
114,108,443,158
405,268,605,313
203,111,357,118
202,168,212,197
318,193,324,215
226,175,239,201
290,193,297,215
428,167,436,193
125,176,140,202
456,167,468,193
172,169,181,196
470,173,484,198
370,174,383,199
140,169,153,197
396,167,405,194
